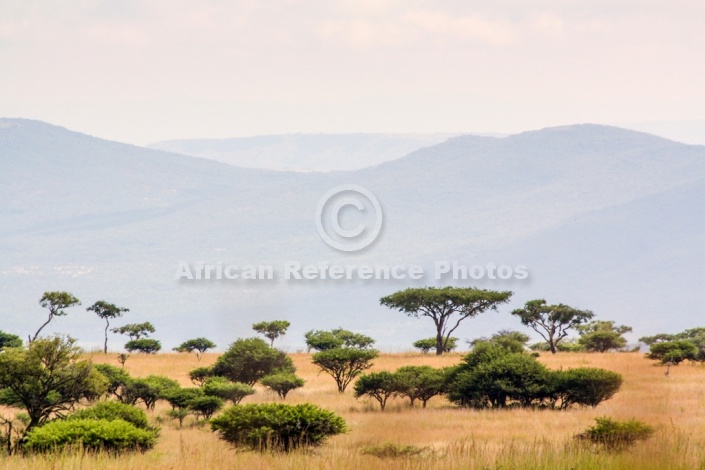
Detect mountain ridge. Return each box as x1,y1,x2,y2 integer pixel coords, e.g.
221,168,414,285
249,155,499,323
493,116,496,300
0,118,703,350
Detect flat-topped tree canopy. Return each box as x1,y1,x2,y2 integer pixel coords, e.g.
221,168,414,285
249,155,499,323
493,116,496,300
380,287,512,355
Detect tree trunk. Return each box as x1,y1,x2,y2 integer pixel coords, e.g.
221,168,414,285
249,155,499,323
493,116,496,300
31,315,53,343
436,332,444,356
549,339,557,354
104,319,110,354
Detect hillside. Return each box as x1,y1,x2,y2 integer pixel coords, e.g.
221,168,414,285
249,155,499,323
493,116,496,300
148,133,458,171
0,119,703,350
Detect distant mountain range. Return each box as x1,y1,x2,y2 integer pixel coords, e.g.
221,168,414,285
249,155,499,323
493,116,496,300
148,133,460,172
1,118,703,351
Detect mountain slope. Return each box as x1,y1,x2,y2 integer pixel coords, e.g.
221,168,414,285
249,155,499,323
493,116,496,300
1,119,703,349
148,133,459,171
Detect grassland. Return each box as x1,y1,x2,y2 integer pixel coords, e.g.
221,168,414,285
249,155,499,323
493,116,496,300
2,351,705,469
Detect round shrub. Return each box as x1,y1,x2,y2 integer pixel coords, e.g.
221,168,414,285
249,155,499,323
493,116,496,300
576,417,654,451
554,368,623,408
124,339,162,354
23,418,157,453
203,377,255,404
189,396,224,420
210,403,346,451
163,387,204,410
260,373,305,399
67,401,151,430
212,338,294,385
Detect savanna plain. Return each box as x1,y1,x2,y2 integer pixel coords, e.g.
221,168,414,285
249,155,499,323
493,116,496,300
2,351,704,470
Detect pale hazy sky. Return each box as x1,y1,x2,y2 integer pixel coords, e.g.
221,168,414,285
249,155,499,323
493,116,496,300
1,1,704,145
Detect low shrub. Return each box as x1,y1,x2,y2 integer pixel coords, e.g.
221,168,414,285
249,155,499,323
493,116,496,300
554,368,623,408
203,377,255,404
394,365,446,407
67,401,151,430
23,418,157,453
210,403,346,451
361,442,432,459
163,387,204,410
189,396,223,420
260,373,305,399
446,345,622,409
124,339,162,354
189,366,214,386
412,337,458,354
353,371,398,411
646,340,698,365
576,417,654,451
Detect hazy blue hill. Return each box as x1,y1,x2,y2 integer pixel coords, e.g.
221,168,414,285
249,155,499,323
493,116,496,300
148,133,458,171
1,119,703,350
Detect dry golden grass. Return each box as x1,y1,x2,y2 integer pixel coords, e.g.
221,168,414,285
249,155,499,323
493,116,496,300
3,351,705,469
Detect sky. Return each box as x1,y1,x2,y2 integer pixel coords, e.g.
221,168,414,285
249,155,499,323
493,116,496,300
1,1,704,145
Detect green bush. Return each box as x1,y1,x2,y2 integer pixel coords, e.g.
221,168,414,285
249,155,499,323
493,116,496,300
124,339,161,354
260,373,305,399
23,418,157,453
447,349,552,408
210,403,346,451
470,330,529,354
167,408,189,427
361,442,431,459
529,340,584,352
188,366,214,386
413,337,458,354
394,365,446,407
121,375,180,409
646,340,698,365
554,368,623,408
576,417,654,451
353,371,398,411
164,387,204,410
189,396,223,420
212,338,294,385
203,377,255,404
0,331,23,349
446,344,621,410
94,364,131,399
305,329,375,352
67,401,151,430
312,347,378,393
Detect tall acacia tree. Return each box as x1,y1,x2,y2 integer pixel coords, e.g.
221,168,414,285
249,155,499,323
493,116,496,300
380,287,512,355
86,301,129,354
31,292,81,343
252,321,291,346
511,299,594,354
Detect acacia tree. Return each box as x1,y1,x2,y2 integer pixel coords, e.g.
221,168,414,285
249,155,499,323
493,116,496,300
86,301,129,354
577,321,632,352
111,322,155,340
381,287,512,355
0,336,106,432
260,373,305,399
252,321,290,346
173,338,216,360
125,339,162,354
413,337,458,354
31,292,80,343
312,348,378,393
511,299,594,354
394,365,446,407
305,328,375,352
212,338,294,385
353,371,398,411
